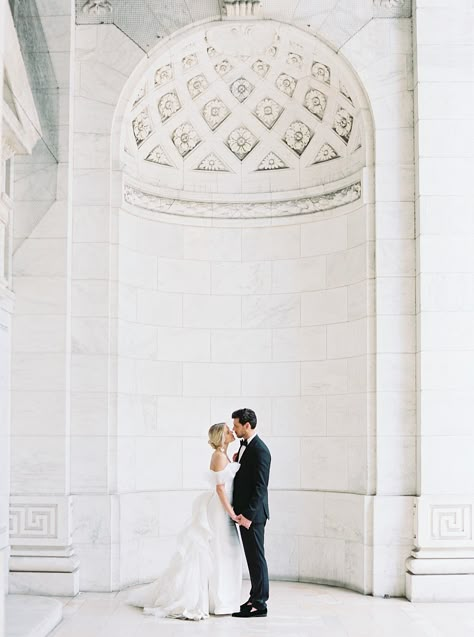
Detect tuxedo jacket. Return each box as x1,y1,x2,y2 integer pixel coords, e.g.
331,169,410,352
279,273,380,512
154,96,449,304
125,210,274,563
233,435,271,524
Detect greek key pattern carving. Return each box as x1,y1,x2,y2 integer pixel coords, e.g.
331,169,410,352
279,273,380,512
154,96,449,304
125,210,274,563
124,182,361,220
431,505,473,541
9,504,58,540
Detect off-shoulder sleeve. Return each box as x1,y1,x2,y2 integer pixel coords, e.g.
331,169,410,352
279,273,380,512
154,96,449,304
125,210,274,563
209,462,240,486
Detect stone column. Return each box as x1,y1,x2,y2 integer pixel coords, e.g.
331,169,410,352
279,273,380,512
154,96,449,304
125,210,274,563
407,0,474,601
8,0,79,596
0,0,8,628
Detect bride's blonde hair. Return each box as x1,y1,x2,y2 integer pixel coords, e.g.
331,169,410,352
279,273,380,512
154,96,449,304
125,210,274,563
208,422,226,451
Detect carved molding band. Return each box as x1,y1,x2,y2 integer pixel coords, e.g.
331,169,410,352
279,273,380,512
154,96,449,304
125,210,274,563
10,504,58,540
124,182,362,220
431,505,473,541
223,0,262,19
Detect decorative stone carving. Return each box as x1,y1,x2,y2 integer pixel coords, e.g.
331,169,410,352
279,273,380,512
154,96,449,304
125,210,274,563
339,82,353,105
223,0,262,19
431,505,473,541
254,98,283,129
226,127,258,160
230,77,255,103
215,59,234,77
257,152,288,171
287,52,303,68
373,0,406,7
10,504,58,540
333,107,353,143
312,143,339,164
202,99,231,131
124,181,362,220
81,0,112,16
154,64,173,88
187,74,209,99
145,145,174,167
276,73,297,97
304,88,327,120
196,153,230,172
283,121,313,156
132,109,153,147
182,53,198,71
312,61,331,85
252,59,270,78
172,123,201,157
158,92,182,123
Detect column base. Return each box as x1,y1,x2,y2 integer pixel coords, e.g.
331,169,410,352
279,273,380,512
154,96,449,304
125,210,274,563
9,569,80,597
406,572,474,602
9,549,80,596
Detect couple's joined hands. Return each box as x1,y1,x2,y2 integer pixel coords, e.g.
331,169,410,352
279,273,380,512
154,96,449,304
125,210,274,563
231,511,252,529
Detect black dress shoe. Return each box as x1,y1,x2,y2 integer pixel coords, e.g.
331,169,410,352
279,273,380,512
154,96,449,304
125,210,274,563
239,598,252,611
232,607,267,618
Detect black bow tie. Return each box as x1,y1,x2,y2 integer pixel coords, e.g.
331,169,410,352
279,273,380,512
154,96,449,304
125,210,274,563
240,439,248,448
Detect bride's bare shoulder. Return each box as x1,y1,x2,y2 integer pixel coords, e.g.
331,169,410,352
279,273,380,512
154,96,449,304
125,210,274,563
210,450,228,472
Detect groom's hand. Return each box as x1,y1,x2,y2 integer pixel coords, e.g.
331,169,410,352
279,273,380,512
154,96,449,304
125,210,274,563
238,515,252,529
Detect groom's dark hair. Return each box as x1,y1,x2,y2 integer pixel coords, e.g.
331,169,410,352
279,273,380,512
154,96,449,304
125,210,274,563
232,408,257,429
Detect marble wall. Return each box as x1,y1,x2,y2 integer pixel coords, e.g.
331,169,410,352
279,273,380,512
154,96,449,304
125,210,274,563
6,0,422,599
114,199,373,589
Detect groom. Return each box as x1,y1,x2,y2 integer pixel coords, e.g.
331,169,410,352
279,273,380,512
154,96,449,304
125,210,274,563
231,408,271,618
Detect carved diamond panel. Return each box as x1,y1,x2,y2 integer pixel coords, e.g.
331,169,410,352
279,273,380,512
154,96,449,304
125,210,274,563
254,98,283,130
132,109,153,147
215,59,233,77
196,153,230,172
283,121,313,156
287,52,303,69
182,53,198,71
158,91,182,123
188,74,209,99
340,82,353,105
202,98,231,131
304,88,327,120
145,145,174,167
227,127,258,160
230,77,255,103
276,73,297,97
312,143,339,164
172,123,201,157
333,107,353,143
154,64,173,88
312,61,330,85
252,59,270,78
257,152,288,171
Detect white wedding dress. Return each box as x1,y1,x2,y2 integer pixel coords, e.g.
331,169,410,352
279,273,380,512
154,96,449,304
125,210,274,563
127,462,242,620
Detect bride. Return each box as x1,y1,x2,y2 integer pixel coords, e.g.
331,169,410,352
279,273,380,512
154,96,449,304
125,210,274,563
127,422,242,620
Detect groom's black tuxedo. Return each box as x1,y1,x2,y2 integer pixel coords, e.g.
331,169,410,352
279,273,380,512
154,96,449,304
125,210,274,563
233,435,271,523
233,434,271,610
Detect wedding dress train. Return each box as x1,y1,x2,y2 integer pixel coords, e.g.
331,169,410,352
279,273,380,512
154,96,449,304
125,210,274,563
127,462,242,620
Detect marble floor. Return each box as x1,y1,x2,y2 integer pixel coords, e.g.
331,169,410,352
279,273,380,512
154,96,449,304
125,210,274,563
47,581,474,637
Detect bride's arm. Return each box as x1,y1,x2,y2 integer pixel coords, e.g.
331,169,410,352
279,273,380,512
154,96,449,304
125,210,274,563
210,452,238,521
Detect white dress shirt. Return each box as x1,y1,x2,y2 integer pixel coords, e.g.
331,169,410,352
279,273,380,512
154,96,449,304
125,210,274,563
237,432,257,462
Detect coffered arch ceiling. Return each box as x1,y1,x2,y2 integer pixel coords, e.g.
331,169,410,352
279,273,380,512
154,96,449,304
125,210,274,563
122,21,369,208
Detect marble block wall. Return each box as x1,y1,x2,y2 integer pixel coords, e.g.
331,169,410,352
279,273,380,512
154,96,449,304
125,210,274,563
113,199,374,591
4,4,418,597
